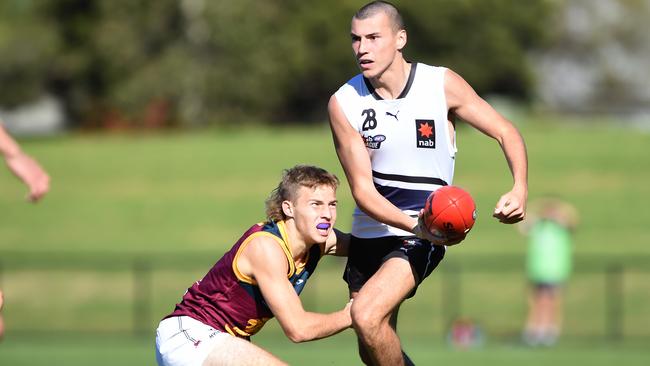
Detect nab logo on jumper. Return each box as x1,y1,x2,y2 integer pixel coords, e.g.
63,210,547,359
415,119,435,148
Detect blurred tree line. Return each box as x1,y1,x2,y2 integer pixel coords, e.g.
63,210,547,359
533,0,650,115
0,0,556,128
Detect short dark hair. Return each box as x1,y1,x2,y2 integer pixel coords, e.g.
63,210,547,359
265,165,339,222
354,1,405,32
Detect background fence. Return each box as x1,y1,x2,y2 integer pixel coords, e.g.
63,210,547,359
1,252,648,341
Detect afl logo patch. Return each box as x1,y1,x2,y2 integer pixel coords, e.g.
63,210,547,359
415,119,435,148
364,135,386,149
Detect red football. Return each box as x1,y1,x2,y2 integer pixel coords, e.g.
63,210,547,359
423,186,477,237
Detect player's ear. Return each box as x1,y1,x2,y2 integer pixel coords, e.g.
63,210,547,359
282,200,294,218
396,29,407,51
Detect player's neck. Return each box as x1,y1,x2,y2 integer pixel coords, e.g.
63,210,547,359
283,220,310,261
369,58,411,100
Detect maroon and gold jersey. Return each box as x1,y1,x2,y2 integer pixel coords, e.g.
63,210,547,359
165,220,324,340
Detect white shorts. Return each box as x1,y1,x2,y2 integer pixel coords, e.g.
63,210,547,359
155,316,230,366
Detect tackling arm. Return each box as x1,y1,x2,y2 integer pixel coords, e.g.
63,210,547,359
444,69,528,223
242,236,352,343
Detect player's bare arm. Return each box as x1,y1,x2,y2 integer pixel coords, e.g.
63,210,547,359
444,69,528,224
328,95,417,232
0,125,20,157
0,125,50,202
329,95,449,244
239,236,352,343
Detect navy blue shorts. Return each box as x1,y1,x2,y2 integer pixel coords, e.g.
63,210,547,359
343,235,446,298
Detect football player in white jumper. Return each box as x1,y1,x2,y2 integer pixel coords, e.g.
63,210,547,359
328,1,528,365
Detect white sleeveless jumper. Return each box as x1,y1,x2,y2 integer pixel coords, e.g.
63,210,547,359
334,63,456,238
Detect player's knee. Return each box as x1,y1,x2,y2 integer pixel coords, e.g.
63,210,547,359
351,308,372,333
351,304,382,337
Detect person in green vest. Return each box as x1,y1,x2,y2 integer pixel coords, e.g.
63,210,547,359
520,197,578,346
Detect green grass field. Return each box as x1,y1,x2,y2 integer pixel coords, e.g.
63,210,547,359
1,120,649,364
1,334,649,366
2,121,649,254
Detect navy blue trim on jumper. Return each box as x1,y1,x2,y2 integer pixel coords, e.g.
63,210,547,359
374,184,432,211
363,62,417,100
372,170,448,186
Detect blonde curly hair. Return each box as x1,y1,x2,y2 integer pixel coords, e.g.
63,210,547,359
265,165,339,222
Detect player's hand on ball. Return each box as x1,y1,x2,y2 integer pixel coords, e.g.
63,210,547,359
412,213,444,244
413,211,463,246
416,186,476,245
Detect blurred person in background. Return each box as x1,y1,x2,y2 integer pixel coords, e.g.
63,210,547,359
155,165,352,366
520,197,579,346
328,1,528,365
0,122,50,202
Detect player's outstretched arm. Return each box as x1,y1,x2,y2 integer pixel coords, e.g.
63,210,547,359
242,236,352,343
328,96,417,233
443,69,528,224
0,125,50,202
